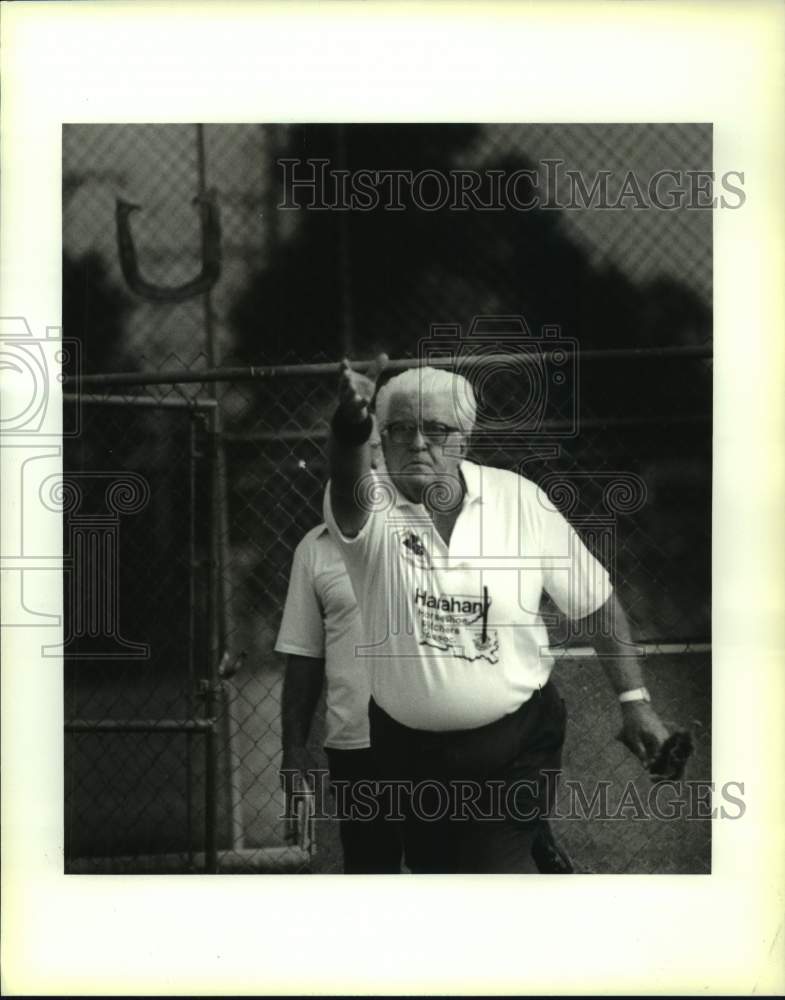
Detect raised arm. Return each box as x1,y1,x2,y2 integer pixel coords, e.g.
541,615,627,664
329,355,387,538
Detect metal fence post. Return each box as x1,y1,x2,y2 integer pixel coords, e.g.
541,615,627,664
202,402,221,873
196,124,246,855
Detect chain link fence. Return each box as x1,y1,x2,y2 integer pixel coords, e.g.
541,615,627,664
62,396,215,871
63,123,712,874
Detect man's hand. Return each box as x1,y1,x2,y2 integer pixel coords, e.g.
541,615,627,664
647,729,695,782
280,745,319,845
280,744,319,796
337,354,388,423
617,701,670,767
330,353,389,538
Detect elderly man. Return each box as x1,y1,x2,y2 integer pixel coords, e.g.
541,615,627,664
323,357,670,874
278,422,571,874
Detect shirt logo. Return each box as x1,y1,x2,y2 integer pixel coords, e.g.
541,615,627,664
402,532,426,557
414,586,499,664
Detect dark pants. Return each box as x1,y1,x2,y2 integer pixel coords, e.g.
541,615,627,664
369,682,567,874
325,747,402,874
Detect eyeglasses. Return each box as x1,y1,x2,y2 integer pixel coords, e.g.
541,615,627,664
383,421,460,446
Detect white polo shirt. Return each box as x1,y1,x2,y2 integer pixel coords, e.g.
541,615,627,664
275,525,371,750
324,460,612,731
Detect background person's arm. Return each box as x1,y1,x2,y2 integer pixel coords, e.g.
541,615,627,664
274,533,327,813
280,653,326,785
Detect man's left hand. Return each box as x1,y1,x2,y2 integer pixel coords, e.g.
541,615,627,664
617,701,670,767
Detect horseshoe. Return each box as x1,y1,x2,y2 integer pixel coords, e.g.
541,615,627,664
115,187,222,303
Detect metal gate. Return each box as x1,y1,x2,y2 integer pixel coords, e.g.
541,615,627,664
62,394,219,872
63,391,315,873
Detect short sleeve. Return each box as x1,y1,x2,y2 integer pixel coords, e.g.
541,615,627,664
538,489,613,620
324,473,392,612
274,535,325,658
324,471,385,557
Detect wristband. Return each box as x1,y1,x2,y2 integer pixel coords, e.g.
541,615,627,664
331,408,373,446
618,686,651,704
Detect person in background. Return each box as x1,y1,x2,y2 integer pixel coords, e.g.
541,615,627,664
276,428,401,873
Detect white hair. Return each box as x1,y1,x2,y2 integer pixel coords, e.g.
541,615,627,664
374,366,477,432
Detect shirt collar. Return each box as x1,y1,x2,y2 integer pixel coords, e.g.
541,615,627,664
458,459,481,504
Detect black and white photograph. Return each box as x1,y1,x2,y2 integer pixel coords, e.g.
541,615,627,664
61,122,714,877
2,2,783,996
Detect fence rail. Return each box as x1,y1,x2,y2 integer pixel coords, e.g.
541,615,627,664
65,344,713,388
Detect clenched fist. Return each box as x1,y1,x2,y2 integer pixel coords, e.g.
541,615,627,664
337,353,388,424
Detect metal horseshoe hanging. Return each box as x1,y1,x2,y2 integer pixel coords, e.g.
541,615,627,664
115,187,222,303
